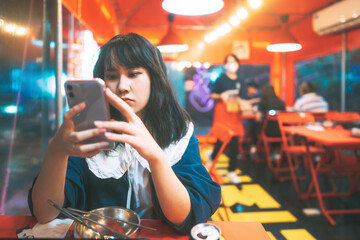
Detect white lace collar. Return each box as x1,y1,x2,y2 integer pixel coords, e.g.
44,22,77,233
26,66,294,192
86,122,194,179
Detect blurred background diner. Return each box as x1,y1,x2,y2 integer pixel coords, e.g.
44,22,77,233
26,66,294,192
1,0,360,239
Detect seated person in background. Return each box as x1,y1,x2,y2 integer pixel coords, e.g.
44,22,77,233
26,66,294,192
28,33,221,235
242,81,260,155
256,85,286,159
292,81,329,112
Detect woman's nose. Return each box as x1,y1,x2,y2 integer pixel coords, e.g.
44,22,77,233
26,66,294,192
117,76,130,94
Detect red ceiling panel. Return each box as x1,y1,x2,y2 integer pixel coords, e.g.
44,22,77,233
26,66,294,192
63,0,358,63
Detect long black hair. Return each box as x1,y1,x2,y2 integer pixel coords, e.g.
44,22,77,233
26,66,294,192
260,85,281,105
93,33,191,149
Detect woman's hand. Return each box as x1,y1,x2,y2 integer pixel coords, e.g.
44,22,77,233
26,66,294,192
96,90,190,225
220,91,230,102
94,89,164,164
49,102,109,159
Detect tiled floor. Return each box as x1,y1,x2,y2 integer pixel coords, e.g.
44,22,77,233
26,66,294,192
200,144,360,240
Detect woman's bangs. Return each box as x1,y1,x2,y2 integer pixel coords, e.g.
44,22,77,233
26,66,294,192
108,42,145,70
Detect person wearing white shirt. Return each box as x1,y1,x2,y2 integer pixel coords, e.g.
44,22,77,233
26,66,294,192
292,81,329,112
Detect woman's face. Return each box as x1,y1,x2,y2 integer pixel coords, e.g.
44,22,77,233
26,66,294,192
104,63,151,117
224,55,239,73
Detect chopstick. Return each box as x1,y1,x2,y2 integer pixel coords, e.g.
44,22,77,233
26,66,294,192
67,207,157,231
47,200,130,239
47,200,105,238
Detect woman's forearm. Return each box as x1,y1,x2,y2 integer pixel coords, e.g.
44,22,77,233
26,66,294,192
31,143,69,223
149,152,191,226
210,93,221,100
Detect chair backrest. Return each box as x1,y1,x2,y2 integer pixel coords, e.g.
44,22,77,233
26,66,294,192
311,112,327,121
260,110,284,141
325,111,360,123
277,112,315,149
277,112,315,126
209,123,235,144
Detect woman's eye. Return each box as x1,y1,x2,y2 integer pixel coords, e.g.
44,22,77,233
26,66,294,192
105,74,118,80
129,72,141,78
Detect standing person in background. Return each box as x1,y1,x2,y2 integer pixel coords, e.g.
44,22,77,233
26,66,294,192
208,54,246,184
28,33,221,234
292,81,329,112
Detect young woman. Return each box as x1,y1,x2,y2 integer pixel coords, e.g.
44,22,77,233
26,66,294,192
28,33,221,234
209,54,246,184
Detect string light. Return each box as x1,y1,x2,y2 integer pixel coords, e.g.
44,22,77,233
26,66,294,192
203,1,262,43
0,18,28,36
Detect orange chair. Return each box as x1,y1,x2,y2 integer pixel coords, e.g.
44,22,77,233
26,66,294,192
325,111,360,181
311,112,327,121
325,111,360,123
256,111,293,181
277,112,325,197
202,122,236,221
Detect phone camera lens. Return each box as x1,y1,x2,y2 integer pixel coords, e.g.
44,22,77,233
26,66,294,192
68,92,74,98
66,85,73,91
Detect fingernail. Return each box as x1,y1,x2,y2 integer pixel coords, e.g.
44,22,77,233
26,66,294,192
105,132,115,137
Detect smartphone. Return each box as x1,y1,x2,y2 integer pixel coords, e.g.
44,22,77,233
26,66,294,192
64,79,114,150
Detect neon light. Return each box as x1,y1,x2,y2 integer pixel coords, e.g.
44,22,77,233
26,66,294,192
3,105,18,114
188,66,214,112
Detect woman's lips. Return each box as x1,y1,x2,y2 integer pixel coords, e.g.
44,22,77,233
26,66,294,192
121,98,132,103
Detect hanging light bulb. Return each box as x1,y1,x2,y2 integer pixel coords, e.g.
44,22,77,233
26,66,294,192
266,15,302,52
157,14,189,53
162,0,224,16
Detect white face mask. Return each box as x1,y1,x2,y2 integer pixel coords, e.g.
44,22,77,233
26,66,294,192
225,63,239,73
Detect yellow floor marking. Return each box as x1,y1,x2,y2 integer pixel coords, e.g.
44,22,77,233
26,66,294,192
213,208,297,223
222,184,281,208
221,175,252,184
281,229,316,240
217,168,242,175
267,231,277,240
215,162,229,168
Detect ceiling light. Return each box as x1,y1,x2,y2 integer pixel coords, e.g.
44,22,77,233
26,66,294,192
248,0,262,10
236,7,248,20
162,0,224,16
229,16,241,26
204,32,218,43
157,14,189,53
267,16,302,52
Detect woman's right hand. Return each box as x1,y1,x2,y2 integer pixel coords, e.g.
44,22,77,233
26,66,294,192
49,102,109,159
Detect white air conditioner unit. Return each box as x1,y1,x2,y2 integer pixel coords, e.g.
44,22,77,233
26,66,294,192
312,0,360,35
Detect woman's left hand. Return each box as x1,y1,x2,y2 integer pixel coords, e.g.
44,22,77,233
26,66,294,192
94,89,164,163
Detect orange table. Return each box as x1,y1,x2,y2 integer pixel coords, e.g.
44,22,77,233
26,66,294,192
0,215,270,239
283,125,360,225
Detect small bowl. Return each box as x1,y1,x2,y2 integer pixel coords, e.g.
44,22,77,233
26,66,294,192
74,207,140,239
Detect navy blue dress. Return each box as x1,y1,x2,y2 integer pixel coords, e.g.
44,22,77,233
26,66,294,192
28,134,221,234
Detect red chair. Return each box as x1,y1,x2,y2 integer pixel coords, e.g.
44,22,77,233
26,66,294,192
201,101,253,221
311,112,327,121
256,111,293,181
202,122,236,221
324,111,360,188
325,111,360,123
277,112,325,197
